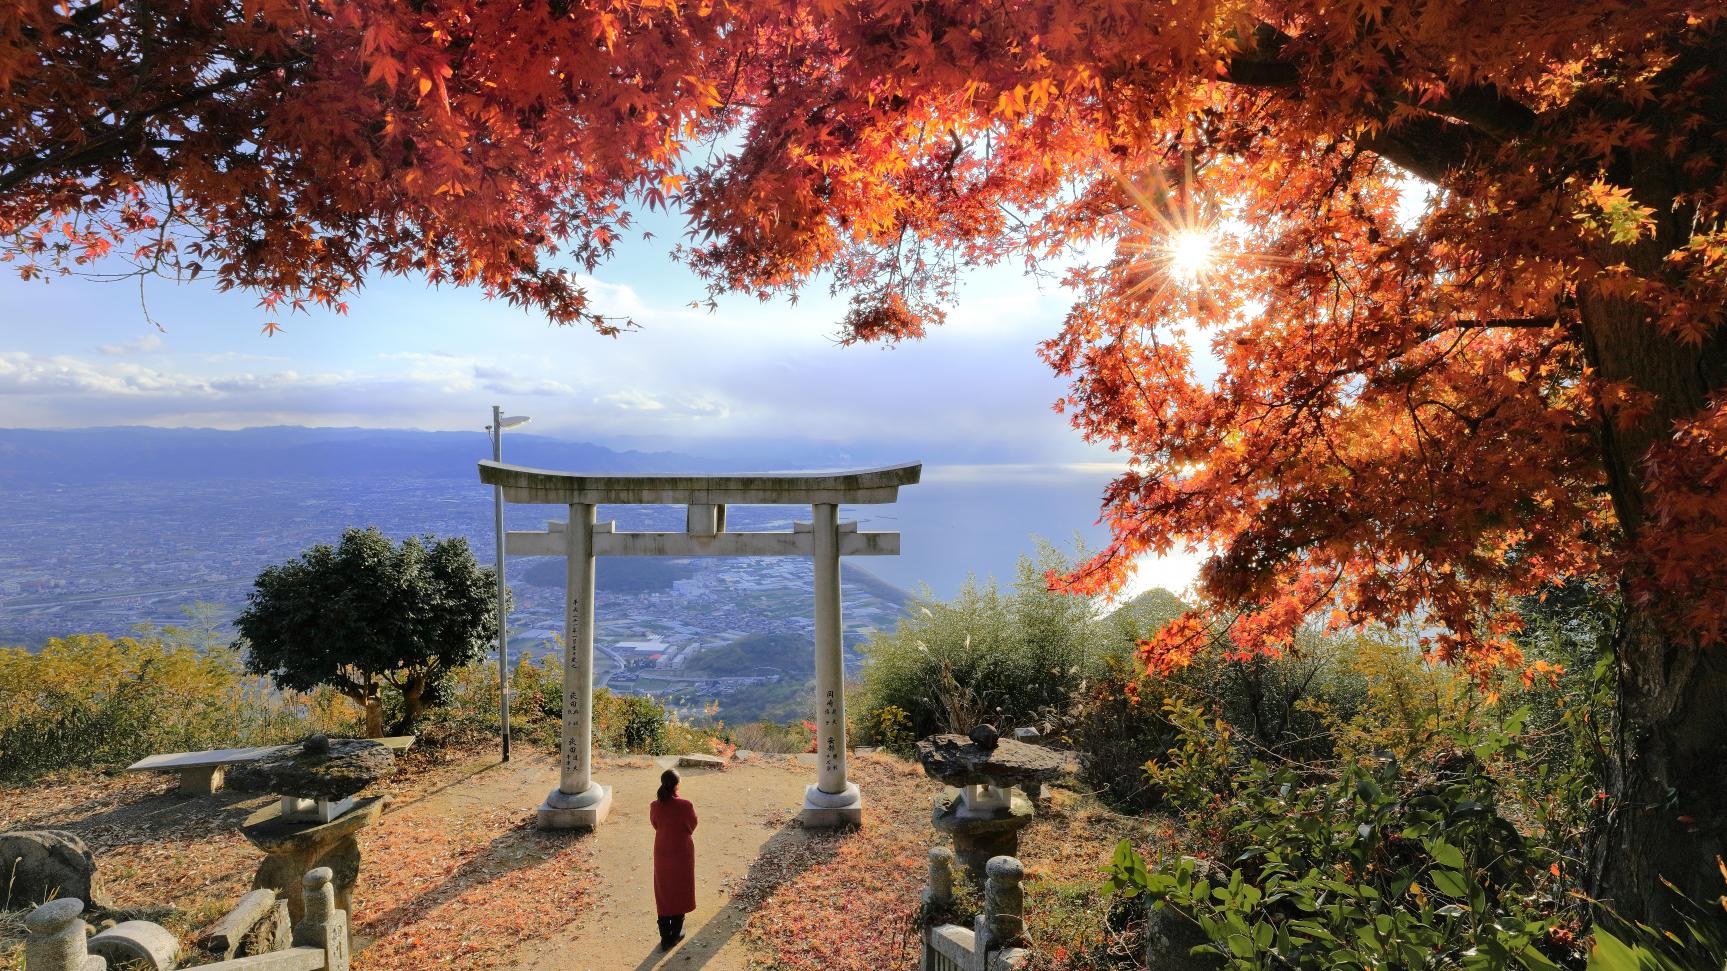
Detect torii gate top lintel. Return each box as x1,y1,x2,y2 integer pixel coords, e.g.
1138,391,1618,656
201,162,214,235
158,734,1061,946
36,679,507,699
477,460,921,505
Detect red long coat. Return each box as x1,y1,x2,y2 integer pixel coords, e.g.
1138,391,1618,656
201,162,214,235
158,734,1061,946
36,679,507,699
649,796,698,916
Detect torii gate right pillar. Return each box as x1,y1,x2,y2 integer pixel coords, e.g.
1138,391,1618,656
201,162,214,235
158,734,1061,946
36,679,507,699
801,502,863,827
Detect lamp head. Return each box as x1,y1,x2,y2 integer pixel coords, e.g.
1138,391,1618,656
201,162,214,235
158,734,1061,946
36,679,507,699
498,415,532,430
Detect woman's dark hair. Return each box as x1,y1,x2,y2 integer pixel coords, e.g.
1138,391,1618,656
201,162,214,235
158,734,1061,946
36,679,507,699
657,768,680,802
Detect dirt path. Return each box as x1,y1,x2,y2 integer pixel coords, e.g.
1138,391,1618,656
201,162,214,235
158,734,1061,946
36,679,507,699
506,753,815,971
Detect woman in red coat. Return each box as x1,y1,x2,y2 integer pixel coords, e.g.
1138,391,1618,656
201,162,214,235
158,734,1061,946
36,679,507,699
649,768,697,950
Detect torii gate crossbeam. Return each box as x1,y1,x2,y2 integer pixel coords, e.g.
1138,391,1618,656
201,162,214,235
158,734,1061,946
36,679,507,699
478,460,921,830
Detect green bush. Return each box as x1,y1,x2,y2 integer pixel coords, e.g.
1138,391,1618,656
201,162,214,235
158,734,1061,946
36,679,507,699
235,527,500,737
1058,655,1192,811
419,650,723,757
857,542,1160,743
0,633,358,782
1058,629,1371,813
1106,718,1576,969
593,688,671,753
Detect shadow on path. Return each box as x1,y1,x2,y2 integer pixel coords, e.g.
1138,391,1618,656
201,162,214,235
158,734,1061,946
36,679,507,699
18,785,269,852
626,822,843,971
360,818,596,938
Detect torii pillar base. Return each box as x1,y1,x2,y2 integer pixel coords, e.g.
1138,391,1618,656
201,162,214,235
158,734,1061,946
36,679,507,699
537,783,612,830
799,782,863,829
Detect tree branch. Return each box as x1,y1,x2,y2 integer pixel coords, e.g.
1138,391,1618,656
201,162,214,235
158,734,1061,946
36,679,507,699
1453,316,1563,330
1214,21,1538,178
1356,115,1479,183
0,55,306,193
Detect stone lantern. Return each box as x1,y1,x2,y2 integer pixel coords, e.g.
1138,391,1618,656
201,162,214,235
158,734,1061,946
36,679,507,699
230,735,395,923
915,726,1063,883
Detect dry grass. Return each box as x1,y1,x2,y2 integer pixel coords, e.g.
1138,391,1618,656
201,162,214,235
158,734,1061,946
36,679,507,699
1016,789,1158,970
1,767,271,959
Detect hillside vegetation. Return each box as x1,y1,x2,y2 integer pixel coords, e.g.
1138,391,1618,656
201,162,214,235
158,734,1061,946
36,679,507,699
681,632,814,678
851,549,1726,969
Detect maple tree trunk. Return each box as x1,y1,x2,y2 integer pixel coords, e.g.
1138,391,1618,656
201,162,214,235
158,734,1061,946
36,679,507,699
1579,161,1727,923
1594,609,1727,925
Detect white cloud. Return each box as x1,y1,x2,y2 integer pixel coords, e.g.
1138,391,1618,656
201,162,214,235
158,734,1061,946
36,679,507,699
600,389,666,412
483,376,581,396
0,348,741,434
0,352,213,396
573,275,649,318
925,462,1128,485
0,256,1101,459
376,351,476,393
99,333,164,356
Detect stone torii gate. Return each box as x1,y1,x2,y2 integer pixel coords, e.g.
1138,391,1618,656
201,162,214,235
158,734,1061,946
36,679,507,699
478,460,922,830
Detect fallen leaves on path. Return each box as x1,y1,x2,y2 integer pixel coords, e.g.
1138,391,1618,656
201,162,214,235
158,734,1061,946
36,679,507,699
742,753,932,971
352,777,594,970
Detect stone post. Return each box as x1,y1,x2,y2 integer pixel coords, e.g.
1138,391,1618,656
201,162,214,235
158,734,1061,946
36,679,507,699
538,502,612,828
800,501,863,827
24,898,105,971
975,856,1025,957
923,845,955,914
294,867,350,971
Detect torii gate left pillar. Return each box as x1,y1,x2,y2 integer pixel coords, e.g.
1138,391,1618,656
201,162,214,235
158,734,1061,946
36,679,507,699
479,461,922,831
541,501,606,826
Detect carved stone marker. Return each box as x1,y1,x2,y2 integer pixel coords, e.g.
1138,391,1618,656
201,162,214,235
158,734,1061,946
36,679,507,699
24,898,103,971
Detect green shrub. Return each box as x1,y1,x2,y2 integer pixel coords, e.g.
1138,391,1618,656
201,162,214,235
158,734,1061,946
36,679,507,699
0,633,358,782
235,527,500,737
593,688,670,753
1058,629,1370,813
1058,656,1199,812
421,649,722,757
857,542,1155,743
1106,719,1576,969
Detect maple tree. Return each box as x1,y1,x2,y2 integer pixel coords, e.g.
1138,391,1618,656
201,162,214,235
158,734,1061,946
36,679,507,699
5,0,1726,928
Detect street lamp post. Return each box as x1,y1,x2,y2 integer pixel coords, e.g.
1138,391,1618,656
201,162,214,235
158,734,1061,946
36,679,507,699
490,406,531,762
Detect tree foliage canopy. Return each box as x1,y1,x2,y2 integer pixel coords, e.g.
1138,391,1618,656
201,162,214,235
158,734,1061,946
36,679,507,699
8,1,1722,660
10,0,1727,917
234,526,499,734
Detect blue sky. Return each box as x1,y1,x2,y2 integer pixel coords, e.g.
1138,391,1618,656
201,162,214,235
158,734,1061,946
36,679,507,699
0,207,1112,462
0,208,1208,596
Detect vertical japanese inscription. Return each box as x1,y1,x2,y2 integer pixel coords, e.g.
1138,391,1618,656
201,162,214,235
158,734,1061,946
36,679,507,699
823,687,839,774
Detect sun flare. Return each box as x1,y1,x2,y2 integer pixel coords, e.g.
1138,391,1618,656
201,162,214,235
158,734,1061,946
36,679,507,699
1165,228,1216,281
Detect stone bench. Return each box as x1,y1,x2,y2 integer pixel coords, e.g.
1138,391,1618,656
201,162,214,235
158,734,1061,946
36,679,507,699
126,737,414,796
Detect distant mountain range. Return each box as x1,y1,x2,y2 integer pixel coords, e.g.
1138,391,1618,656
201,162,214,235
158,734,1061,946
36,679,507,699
0,426,695,482
0,424,1127,603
